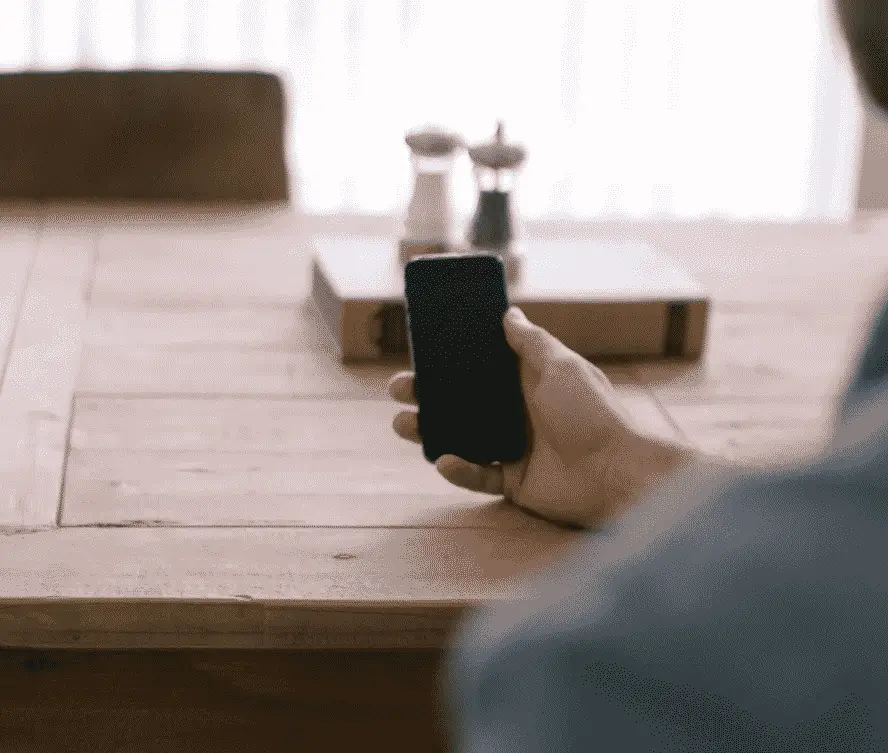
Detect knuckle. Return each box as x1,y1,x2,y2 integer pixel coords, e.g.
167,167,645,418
583,361,614,388
547,352,584,380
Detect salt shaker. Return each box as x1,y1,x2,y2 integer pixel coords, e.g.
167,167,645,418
399,126,462,264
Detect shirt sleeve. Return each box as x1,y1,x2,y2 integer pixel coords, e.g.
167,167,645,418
445,293,888,753
841,290,888,420
444,460,888,752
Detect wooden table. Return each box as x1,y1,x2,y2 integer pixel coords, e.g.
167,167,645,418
0,205,885,751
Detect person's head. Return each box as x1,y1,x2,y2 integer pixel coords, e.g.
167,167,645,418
835,0,888,112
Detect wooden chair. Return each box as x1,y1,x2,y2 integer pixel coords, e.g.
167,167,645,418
0,70,289,202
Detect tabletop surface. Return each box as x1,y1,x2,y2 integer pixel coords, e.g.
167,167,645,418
0,205,885,650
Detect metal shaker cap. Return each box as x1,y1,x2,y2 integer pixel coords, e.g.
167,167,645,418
405,126,463,157
468,122,526,171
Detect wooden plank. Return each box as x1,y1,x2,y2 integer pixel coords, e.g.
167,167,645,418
0,526,579,649
0,649,447,753
82,287,403,398
0,601,463,650
86,301,325,350
661,400,836,465
0,224,40,522
0,601,465,650
63,451,514,527
70,396,430,453
0,226,39,378
0,228,95,528
677,235,888,306
633,306,865,401
91,221,312,304
70,391,676,452
77,347,638,398
1,229,96,414
79,294,639,396
63,390,676,527
78,346,401,397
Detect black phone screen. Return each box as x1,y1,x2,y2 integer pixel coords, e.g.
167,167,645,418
404,253,528,465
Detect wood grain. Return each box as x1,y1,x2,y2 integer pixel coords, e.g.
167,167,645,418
78,346,402,397
91,223,312,304
522,219,888,311
0,649,448,753
0,600,465,650
661,400,837,464
0,526,579,648
0,227,95,527
79,292,639,395
632,306,865,401
69,391,676,452
77,346,638,398
63,391,676,527
0,226,38,376
63,451,506,527
86,302,324,351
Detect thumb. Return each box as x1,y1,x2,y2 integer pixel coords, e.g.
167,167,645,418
503,307,567,370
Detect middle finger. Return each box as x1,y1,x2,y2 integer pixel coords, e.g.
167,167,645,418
392,410,421,444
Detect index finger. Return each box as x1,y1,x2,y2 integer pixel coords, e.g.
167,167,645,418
388,371,417,405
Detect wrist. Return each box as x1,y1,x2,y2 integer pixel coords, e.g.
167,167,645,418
632,434,697,489
593,433,692,522
631,432,743,492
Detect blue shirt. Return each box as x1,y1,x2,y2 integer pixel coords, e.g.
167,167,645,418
446,298,888,751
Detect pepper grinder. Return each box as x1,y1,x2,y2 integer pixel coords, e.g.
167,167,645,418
468,121,526,282
399,126,463,264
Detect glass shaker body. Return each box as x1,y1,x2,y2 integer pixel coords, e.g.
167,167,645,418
469,165,517,251
403,153,456,247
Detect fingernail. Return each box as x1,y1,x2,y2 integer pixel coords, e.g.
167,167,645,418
436,454,459,470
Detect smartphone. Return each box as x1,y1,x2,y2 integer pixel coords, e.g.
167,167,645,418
404,253,528,465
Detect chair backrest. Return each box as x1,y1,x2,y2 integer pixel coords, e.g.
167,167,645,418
0,70,289,202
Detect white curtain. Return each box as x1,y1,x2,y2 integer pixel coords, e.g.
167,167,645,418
0,0,864,219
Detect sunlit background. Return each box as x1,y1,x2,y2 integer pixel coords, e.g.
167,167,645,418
0,0,865,219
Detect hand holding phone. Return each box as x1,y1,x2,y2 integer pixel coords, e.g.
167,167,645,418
403,253,528,465
391,302,696,528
